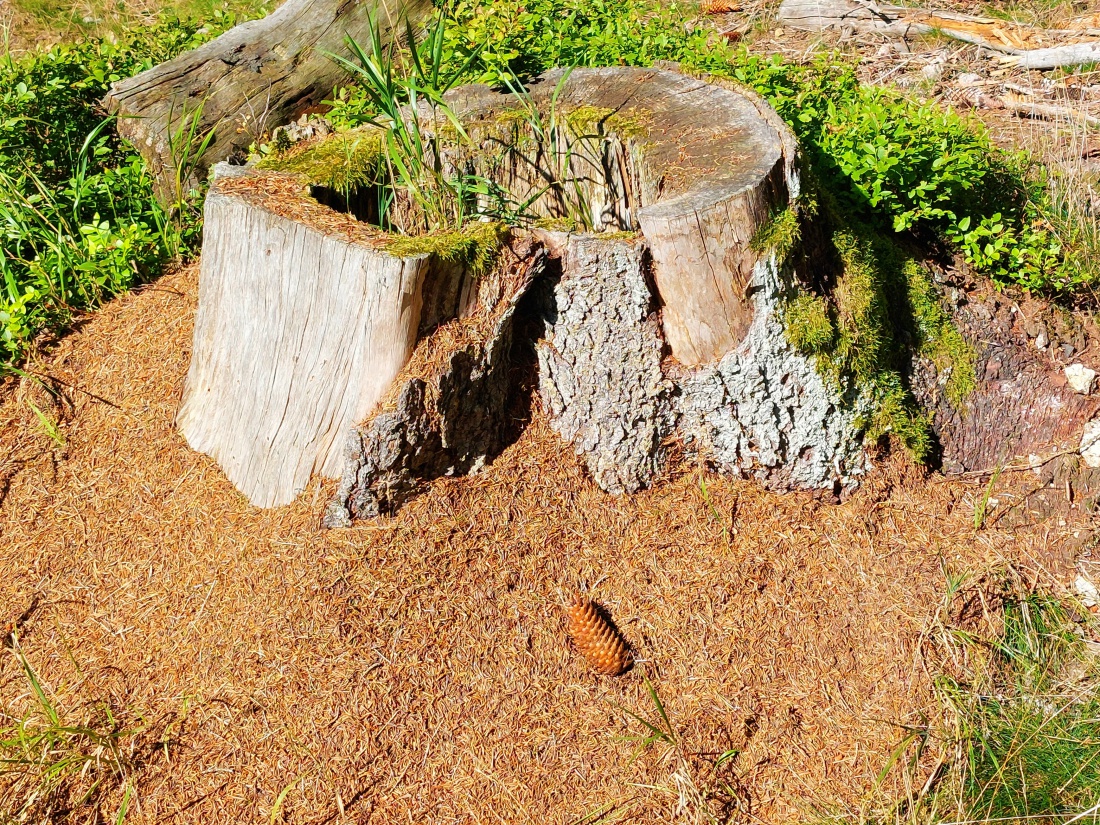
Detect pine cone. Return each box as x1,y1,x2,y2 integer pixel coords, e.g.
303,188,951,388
567,597,633,676
701,0,741,13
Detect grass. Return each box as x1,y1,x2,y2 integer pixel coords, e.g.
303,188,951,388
0,641,141,822
0,11,243,373
822,571,1100,825
618,670,743,824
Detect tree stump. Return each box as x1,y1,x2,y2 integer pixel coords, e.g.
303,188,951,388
177,162,485,508
180,66,879,516
443,67,796,366
102,0,430,201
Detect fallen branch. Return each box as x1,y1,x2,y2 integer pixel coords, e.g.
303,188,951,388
778,0,1100,68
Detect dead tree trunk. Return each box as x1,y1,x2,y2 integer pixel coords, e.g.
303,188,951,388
102,0,430,202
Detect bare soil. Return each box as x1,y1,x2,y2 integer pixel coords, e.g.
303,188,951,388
0,262,1090,823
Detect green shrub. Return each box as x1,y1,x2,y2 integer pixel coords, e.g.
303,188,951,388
0,14,238,370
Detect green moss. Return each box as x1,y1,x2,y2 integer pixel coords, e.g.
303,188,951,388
777,164,977,463
783,293,834,352
257,130,383,193
382,221,504,277
750,207,800,261
532,216,580,232
564,105,651,140
904,260,977,409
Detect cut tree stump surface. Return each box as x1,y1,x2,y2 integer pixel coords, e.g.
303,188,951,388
444,67,794,366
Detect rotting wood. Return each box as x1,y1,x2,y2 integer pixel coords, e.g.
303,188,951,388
442,66,794,366
778,0,1100,67
181,67,875,516
323,237,546,525
102,0,431,202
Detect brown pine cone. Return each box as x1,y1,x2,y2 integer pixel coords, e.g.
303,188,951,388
567,597,633,676
701,0,741,13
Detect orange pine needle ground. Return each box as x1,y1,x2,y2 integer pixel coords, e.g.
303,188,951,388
0,263,1086,823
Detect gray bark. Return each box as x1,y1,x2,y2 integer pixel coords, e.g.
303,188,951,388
534,231,675,495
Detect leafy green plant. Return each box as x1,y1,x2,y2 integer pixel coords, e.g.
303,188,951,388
0,14,242,372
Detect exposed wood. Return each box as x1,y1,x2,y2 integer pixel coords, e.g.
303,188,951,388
102,0,431,202
177,163,474,508
778,0,1100,67
324,237,546,525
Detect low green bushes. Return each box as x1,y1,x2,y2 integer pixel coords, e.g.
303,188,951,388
0,14,236,369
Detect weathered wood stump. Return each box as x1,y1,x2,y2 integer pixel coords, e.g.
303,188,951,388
103,0,430,201
180,66,880,517
177,160,486,508
910,274,1100,519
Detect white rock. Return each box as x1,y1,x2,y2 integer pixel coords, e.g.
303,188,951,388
1075,573,1100,608
1066,363,1097,395
1081,418,1100,467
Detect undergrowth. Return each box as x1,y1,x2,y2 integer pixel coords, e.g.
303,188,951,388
823,571,1100,825
0,13,239,371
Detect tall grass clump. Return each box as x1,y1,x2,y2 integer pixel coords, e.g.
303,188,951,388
821,571,1100,825
0,13,239,372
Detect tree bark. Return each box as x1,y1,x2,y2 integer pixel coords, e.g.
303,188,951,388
102,0,431,202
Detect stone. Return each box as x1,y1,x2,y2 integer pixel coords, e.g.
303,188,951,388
1066,363,1097,395
1081,418,1100,468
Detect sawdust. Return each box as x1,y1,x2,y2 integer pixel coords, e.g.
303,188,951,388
0,262,1090,823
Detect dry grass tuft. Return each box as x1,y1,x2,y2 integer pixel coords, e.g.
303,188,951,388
0,262,1089,822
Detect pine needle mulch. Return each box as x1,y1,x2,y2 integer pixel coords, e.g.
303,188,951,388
0,263,1088,824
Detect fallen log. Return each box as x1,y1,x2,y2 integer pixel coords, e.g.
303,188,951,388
103,0,431,202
